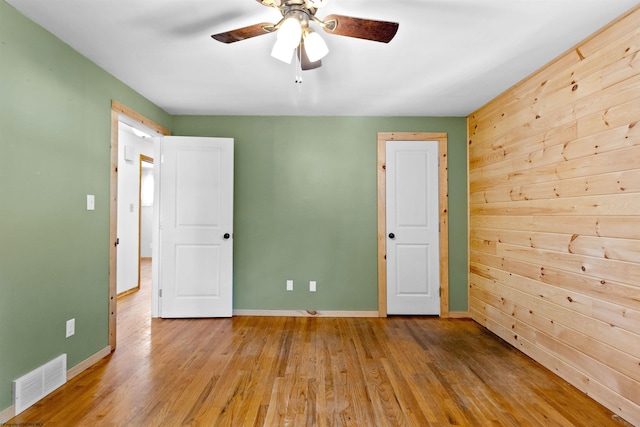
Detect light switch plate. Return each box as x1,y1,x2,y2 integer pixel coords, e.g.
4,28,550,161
66,318,75,338
310,281,316,292
286,280,293,291
86,195,95,211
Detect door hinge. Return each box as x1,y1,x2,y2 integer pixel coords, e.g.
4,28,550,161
158,289,162,297
161,155,165,164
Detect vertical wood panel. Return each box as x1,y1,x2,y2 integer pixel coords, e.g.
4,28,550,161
468,5,640,426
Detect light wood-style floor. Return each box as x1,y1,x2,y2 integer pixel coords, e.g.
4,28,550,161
10,260,626,426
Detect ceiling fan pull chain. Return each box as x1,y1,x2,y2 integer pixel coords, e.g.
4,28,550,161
294,46,303,85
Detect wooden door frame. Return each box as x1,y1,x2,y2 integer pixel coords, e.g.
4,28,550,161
109,100,170,351
377,132,449,318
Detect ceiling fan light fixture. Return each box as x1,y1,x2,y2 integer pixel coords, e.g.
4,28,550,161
271,15,302,64
212,1,399,71
271,38,295,63
277,16,302,48
303,30,329,62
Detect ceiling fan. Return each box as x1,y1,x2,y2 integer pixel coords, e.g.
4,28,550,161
211,0,399,70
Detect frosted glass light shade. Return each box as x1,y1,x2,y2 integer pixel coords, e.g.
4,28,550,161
304,31,329,62
271,16,302,64
277,17,302,47
271,38,294,63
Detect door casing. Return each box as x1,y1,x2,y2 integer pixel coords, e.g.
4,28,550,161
377,132,449,317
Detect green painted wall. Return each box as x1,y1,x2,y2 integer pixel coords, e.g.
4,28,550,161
0,1,172,412
172,116,468,312
1,0,468,415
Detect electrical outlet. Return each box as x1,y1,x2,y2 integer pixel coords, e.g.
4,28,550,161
65,318,75,338
310,281,316,292
286,280,294,291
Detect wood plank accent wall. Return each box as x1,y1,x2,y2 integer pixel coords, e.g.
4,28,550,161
467,6,640,426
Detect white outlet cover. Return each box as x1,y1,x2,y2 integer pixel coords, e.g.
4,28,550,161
286,280,293,291
310,281,316,292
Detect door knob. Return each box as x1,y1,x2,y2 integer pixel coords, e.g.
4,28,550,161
223,233,231,240
388,233,395,239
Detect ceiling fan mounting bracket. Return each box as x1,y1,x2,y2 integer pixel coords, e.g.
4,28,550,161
318,18,337,32
281,4,315,25
263,6,313,34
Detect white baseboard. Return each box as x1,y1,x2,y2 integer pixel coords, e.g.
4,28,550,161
0,404,14,424
0,345,112,424
233,309,380,318
232,310,471,318
68,346,112,381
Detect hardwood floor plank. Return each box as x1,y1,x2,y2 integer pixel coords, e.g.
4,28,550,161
8,260,628,426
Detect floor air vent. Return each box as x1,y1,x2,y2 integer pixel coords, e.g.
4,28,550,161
13,354,66,415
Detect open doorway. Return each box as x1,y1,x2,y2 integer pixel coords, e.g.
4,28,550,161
109,100,170,350
116,122,154,298
138,155,154,295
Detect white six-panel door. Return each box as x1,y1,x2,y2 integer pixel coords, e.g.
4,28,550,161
156,136,234,318
386,140,440,315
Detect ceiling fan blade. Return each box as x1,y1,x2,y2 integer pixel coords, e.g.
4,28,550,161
212,22,275,43
298,44,322,70
322,14,399,43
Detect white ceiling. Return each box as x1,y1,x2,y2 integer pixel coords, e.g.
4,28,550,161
6,0,639,116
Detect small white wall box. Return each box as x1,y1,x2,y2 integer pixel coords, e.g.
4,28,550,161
123,145,134,161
